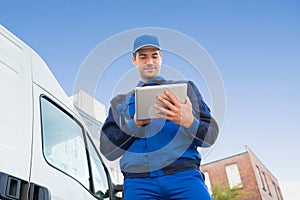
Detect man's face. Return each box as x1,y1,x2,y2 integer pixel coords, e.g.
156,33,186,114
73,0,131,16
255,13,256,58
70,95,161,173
132,47,162,83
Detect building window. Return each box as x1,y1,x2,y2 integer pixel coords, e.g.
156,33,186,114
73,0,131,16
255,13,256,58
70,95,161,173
273,182,282,200
203,171,212,195
256,165,266,191
277,186,283,200
225,163,243,189
262,171,271,195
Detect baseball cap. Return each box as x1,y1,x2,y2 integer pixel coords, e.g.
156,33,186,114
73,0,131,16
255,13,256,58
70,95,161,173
133,34,161,53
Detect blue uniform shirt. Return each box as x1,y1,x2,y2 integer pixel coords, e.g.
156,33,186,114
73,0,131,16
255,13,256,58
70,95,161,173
100,76,219,178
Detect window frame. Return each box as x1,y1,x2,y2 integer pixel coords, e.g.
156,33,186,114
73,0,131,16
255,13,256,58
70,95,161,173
203,171,212,195
39,95,112,199
256,165,266,191
86,132,112,199
225,163,243,189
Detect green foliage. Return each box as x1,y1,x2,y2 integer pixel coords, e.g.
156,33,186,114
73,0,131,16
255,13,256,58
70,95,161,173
211,183,250,200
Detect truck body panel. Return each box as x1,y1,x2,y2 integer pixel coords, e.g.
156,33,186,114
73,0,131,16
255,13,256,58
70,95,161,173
0,25,121,200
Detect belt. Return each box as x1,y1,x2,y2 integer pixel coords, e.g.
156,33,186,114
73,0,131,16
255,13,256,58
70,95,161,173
122,160,200,178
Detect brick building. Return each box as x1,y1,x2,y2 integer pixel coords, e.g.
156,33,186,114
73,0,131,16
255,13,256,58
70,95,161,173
200,146,284,200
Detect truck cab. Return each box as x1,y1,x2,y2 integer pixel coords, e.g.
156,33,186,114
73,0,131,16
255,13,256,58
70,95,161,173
0,25,122,200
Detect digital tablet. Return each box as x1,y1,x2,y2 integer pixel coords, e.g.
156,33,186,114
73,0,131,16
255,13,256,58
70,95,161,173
135,83,187,120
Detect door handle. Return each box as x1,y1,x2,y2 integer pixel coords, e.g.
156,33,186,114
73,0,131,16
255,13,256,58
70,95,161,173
0,172,29,199
29,183,51,200
1,172,51,200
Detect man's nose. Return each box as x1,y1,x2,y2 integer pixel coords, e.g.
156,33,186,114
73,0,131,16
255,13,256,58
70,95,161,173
146,57,154,64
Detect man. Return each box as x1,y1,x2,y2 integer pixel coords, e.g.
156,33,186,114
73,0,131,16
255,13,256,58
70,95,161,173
100,34,219,199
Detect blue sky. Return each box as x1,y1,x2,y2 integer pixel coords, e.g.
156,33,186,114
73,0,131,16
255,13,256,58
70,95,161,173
1,0,299,199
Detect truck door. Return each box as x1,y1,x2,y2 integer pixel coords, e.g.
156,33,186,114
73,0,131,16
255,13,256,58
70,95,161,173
29,85,112,199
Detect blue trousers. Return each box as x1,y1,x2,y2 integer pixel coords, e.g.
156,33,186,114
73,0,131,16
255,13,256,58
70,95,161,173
123,169,212,200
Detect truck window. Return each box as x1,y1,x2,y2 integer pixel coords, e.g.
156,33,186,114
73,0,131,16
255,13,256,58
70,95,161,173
86,136,110,199
40,97,90,190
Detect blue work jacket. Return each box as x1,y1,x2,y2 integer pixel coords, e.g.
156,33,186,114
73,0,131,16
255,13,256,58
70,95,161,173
100,76,219,178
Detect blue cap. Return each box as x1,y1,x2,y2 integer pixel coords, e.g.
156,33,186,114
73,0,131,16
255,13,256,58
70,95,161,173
133,34,161,53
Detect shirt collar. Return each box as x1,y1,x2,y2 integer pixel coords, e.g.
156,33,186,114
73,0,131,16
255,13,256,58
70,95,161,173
137,76,166,87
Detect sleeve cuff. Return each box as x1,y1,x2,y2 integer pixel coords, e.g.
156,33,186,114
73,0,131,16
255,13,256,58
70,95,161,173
127,119,141,136
184,116,200,134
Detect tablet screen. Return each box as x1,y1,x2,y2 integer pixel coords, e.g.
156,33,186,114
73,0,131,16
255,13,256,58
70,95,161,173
135,83,187,120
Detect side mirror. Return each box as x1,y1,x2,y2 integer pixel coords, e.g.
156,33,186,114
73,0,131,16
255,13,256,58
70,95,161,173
113,184,123,200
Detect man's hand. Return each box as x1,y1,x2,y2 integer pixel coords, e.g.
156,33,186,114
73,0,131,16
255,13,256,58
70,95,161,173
134,114,152,127
154,90,194,128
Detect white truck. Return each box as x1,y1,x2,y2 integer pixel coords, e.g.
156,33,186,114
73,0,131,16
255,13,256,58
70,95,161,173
0,25,122,200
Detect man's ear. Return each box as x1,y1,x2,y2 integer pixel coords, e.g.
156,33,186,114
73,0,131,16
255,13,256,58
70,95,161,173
131,55,136,65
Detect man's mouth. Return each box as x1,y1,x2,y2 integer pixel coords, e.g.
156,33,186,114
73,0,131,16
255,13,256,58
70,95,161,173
144,67,155,71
